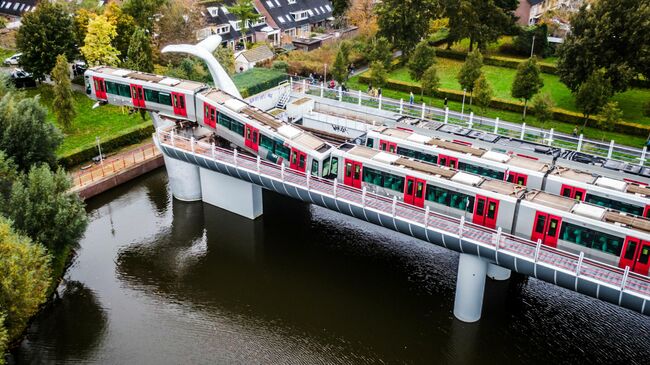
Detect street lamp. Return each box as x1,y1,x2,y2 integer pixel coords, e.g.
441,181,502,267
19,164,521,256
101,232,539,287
324,63,328,82
96,136,103,165
461,88,467,120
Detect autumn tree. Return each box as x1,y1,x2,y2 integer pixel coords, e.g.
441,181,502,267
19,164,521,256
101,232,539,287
16,2,76,80
368,61,388,89
444,0,518,51
0,314,7,365
473,73,493,114
376,0,439,54
575,70,613,129
104,3,137,62
532,93,555,126
214,47,235,76
457,49,483,103
420,65,440,98
122,0,164,33
346,0,378,37
156,0,203,47
511,57,544,120
408,39,437,98
227,0,260,50
332,0,351,17
81,15,120,66
73,8,96,50
52,55,76,131
598,101,622,140
125,28,154,73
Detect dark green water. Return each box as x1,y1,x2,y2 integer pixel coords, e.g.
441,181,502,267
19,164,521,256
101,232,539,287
10,169,650,364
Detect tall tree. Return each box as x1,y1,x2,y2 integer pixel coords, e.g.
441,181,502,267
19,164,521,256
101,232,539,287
473,73,493,114
52,55,76,131
81,15,120,67
104,3,137,62
511,57,544,120
420,65,440,98
346,0,378,37
457,49,483,103
0,95,63,172
332,0,351,17
368,61,388,89
122,0,164,33
227,0,260,50
376,0,440,54
444,0,517,51
332,46,349,84
16,2,76,80
0,152,18,204
557,0,650,93
575,70,612,129
6,165,88,253
156,0,203,47
0,217,51,341
598,101,622,140
0,313,7,365
532,93,555,126
126,28,154,73
407,39,437,97
366,36,393,69
73,8,97,50
214,47,235,76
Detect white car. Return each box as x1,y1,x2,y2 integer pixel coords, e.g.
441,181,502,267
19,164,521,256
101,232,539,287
4,53,21,66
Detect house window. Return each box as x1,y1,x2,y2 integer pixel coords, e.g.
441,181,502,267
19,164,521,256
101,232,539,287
221,6,229,14
291,11,309,21
325,4,331,11
278,15,285,23
232,20,242,31
320,6,325,12
5,3,12,9
308,9,314,16
206,7,218,16
266,0,274,8
288,0,296,4
216,24,230,35
274,0,281,7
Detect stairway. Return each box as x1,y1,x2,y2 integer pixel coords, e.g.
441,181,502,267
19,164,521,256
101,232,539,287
276,91,290,109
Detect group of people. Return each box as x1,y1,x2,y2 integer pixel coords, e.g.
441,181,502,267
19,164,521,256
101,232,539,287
367,84,382,98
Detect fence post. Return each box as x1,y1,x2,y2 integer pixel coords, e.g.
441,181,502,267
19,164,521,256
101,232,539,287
233,148,238,166
424,206,430,227
468,112,474,129
306,172,311,190
534,240,542,262
421,102,426,119
302,79,306,93
621,266,630,290
576,252,584,276
333,178,338,197
280,163,285,181
378,95,382,110
520,123,526,140
256,155,261,173
641,146,647,165
494,117,499,134
338,87,343,101
444,107,449,124
577,134,583,152
358,90,362,106
190,137,195,153
170,129,175,147
458,216,465,238
362,186,367,207
548,128,554,146
211,142,215,159
391,196,397,217
399,99,403,115
494,227,502,249
320,83,324,98
608,140,615,159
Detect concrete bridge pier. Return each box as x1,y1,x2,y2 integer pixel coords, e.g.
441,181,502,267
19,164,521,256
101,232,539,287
163,154,203,202
199,167,263,220
453,253,488,323
487,263,511,281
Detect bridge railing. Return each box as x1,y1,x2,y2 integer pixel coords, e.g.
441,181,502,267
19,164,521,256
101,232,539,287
72,144,160,188
158,129,650,300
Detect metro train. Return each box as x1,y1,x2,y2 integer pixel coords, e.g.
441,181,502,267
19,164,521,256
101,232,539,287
366,127,650,219
85,66,650,276
85,66,334,176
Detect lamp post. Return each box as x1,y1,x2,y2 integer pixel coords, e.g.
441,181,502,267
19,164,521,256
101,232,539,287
461,88,467,120
324,63,328,82
96,136,103,165
530,35,536,58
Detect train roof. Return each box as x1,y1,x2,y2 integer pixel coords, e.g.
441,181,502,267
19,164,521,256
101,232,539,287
90,66,207,92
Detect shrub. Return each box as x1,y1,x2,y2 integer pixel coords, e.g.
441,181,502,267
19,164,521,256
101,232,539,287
644,100,650,117
272,61,289,72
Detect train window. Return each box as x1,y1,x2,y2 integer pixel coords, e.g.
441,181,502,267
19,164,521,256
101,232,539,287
366,139,374,148
217,113,231,129
260,134,274,150
353,163,360,179
458,162,504,180
623,241,637,260
383,173,404,192
639,247,650,265
145,88,159,102
396,146,416,159
362,167,383,186
311,160,319,176
230,120,245,136
487,202,497,219
425,184,473,212
585,194,644,217
117,84,131,97
322,157,338,179
548,219,559,237
105,81,118,95
158,92,172,106
415,182,424,198
406,179,414,195
345,162,352,177
275,144,289,160
559,222,623,256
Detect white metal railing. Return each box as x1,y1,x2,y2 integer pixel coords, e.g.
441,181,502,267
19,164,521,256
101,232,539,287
290,79,649,167
157,128,650,302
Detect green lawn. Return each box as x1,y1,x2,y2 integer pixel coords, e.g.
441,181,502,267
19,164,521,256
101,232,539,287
0,47,16,62
24,85,150,157
347,75,646,148
442,36,559,64
389,60,650,126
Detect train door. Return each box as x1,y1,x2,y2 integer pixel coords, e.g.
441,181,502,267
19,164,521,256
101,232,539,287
203,103,217,128
506,171,528,186
560,184,587,201
289,148,307,173
473,195,499,229
93,77,107,99
171,92,187,117
244,124,259,152
379,140,397,153
404,176,426,208
343,159,362,189
643,205,650,219
438,154,458,169
530,211,562,247
129,84,145,108
619,237,650,275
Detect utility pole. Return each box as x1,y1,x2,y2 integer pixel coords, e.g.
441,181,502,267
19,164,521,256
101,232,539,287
96,136,103,165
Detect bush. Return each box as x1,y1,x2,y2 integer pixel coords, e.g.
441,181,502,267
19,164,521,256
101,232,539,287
272,61,289,72
434,48,558,75
644,100,650,117
233,68,288,98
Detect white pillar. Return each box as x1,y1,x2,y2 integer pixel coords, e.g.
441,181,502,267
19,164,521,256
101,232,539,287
444,107,449,124
358,90,362,106
453,254,488,323
199,167,263,219
399,99,403,115
468,112,474,129
608,140,615,159
520,123,526,140
494,117,499,134
320,83,324,98
577,134,583,152
641,146,647,165
421,102,426,119
163,154,202,202
378,95,382,110
548,128,554,146
487,263,511,281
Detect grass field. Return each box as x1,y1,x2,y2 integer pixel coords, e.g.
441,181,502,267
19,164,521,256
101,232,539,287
388,60,650,126
442,36,559,64
24,85,150,157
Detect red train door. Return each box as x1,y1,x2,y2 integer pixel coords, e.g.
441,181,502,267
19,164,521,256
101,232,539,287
473,195,499,229
379,140,397,153
343,159,362,188
289,148,307,173
171,92,187,116
93,77,107,99
644,205,650,219
203,103,217,128
404,176,426,208
530,211,562,247
619,237,650,275
507,171,528,186
244,124,259,152
438,154,458,169
560,184,586,201
130,84,145,108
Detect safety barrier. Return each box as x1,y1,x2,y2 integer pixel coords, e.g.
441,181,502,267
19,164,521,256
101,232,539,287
72,144,160,188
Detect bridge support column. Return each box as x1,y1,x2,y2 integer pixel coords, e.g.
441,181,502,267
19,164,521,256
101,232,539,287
453,253,488,323
163,154,202,202
487,263,511,281
199,168,263,220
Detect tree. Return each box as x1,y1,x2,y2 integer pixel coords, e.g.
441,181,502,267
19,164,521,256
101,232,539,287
457,49,483,103
156,0,203,48
16,2,76,80
473,73,493,114
444,0,518,51
104,3,137,62
0,152,18,204
122,0,164,33
368,61,388,89
227,0,260,50
332,46,349,84
408,39,437,97
125,28,154,73
214,47,235,76
598,101,622,140
5,165,88,253
81,15,120,67
0,95,63,172
0,313,7,365
51,55,76,131
0,217,51,341
575,70,612,129
332,0,351,17
511,57,544,120
346,0,378,37
73,8,97,50
512,24,549,57
557,0,650,93
420,65,440,98
366,36,392,69
376,0,440,54
531,93,555,126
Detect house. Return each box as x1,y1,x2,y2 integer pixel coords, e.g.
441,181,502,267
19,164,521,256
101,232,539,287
515,0,585,26
0,0,37,18
196,1,275,49
253,0,334,42
234,44,275,72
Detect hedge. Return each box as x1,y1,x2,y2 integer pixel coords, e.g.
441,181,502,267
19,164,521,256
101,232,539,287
58,124,155,168
358,74,650,136
233,68,289,98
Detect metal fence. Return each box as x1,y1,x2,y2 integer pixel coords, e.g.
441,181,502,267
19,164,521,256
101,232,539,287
158,128,650,301
72,144,160,188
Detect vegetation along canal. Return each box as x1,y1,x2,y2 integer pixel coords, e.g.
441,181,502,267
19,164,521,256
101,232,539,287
10,169,650,364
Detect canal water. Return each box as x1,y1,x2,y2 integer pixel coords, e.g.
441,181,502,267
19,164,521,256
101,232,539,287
10,169,650,364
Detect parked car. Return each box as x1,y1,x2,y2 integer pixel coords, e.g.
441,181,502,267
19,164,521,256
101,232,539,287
10,68,36,88
4,53,21,66
72,60,87,77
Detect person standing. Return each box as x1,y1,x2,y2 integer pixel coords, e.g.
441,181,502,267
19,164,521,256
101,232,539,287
409,91,415,105
377,87,382,97
444,97,448,108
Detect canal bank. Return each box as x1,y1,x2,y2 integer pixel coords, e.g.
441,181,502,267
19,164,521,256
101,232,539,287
10,169,650,364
